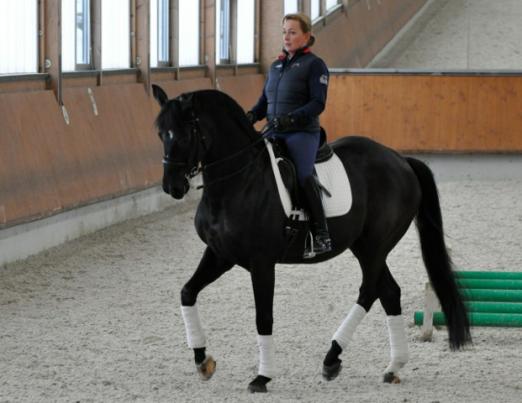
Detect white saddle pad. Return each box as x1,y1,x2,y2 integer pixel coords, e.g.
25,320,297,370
265,139,352,219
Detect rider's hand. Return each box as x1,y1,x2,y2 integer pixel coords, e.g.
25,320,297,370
273,114,296,132
246,111,257,125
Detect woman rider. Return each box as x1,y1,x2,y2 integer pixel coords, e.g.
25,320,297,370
247,13,331,258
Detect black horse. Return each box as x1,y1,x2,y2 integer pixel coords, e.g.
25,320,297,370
152,85,471,393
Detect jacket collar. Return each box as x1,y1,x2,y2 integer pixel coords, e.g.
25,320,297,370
278,46,311,61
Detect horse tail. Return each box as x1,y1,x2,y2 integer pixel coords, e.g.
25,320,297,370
406,157,471,350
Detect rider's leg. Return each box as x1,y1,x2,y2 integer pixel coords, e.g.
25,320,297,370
284,131,331,256
301,175,332,254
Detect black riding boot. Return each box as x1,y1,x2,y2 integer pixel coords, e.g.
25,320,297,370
302,176,332,258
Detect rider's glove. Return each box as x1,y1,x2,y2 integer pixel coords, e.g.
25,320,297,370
273,114,296,133
246,111,257,125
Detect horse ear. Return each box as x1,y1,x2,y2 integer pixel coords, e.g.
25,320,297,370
152,84,168,106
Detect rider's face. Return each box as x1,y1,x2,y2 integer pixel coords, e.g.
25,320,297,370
282,19,310,56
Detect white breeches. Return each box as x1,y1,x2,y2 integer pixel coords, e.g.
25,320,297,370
385,315,409,374
181,304,206,349
332,304,367,349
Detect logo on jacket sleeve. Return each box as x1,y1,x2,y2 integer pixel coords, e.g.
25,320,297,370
320,74,328,85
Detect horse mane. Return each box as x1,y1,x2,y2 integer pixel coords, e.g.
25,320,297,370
192,90,260,138
154,89,259,140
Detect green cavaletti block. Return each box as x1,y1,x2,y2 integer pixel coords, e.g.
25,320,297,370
455,271,522,280
414,311,522,327
456,279,522,290
464,301,522,314
459,289,522,302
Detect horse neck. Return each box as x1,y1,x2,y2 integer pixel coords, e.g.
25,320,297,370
199,116,267,197
201,116,255,165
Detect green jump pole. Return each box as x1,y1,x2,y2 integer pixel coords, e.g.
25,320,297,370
414,311,522,327
455,271,522,280
465,301,522,314
459,289,522,302
456,279,522,290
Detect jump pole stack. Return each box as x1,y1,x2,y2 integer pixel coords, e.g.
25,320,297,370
415,271,522,340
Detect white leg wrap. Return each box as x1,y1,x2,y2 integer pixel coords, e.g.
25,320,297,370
257,334,275,378
181,305,206,348
385,315,409,374
332,304,367,350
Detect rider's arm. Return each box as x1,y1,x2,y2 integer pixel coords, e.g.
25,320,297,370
289,58,329,124
249,83,268,122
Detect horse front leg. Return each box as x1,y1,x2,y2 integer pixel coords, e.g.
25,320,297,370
247,263,275,393
180,247,233,380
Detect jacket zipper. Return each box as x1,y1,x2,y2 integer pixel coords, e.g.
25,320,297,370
273,53,300,117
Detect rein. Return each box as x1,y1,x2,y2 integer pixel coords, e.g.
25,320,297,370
198,137,266,189
197,122,273,189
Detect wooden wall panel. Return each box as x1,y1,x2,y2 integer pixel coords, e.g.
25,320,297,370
154,77,213,99
0,78,213,228
322,74,522,152
216,74,266,112
0,91,66,225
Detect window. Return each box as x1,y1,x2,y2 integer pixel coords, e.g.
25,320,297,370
326,0,339,10
179,0,200,66
284,0,299,15
215,0,230,64
62,0,92,71
311,0,320,20
150,0,170,67
158,0,169,64
0,0,38,74
236,0,255,64
76,0,91,66
62,0,76,71
102,0,130,69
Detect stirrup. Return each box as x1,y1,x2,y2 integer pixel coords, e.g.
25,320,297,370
303,232,332,259
314,235,332,254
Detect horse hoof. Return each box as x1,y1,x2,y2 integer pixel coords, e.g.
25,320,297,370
322,360,342,381
383,372,401,384
247,375,271,393
197,355,216,380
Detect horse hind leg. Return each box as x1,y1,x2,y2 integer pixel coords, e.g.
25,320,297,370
378,267,409,384
322,304,367,380
322,257,383,381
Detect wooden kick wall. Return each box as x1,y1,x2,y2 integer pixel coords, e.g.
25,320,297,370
323,74,522,152
2,72,521,229
0,75,267,228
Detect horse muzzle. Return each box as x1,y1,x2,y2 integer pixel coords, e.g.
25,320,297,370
163,178,190,200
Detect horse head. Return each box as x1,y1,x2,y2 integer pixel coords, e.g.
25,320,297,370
152,84,209,199
152,85,262,199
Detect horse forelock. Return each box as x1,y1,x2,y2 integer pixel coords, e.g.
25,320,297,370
155,99,182,133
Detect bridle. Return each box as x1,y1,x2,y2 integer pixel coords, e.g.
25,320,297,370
161,93,266,189
161,93,208,179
